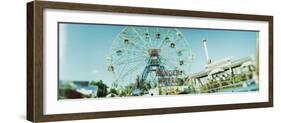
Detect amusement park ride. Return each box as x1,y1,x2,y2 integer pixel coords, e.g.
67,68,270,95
106,26,193,95
106,26,257,96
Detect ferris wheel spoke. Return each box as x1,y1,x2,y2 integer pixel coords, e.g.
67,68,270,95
118,61,144,83
111,42,148,56
158,34,181,50
108,28,128,52
114,56,145,65
115,63,130,83
131,27,149,47
111,48,147,56
175,29,193,62
118,34,148,51
160,56,180,69
121,27,148,49
161,42,185,56
161,50,178,59
110,50,148,65
154,27,161,47
146,27,152,48
112,54,144,65
124,49,147,55
174,29,194,63
162,55,181,65
174,29,192,49
162,62,178,70
110,54,126,64
158,29,171,48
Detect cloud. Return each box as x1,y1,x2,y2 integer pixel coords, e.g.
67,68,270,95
91,69,99,74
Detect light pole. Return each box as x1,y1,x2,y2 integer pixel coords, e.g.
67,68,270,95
203,38,211,64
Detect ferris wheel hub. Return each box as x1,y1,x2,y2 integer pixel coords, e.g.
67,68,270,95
148,48,160,57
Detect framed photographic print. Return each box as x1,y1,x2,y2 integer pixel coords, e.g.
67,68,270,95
27,0,273,122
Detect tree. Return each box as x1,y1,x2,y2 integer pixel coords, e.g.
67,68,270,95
109,88,118,95
177,78,185,86
143,82,152,93
124,83,135,96
90,80,108,97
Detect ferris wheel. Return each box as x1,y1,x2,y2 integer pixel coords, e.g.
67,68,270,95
106,26,193,88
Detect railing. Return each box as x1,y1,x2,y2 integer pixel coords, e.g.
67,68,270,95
206,81,244,92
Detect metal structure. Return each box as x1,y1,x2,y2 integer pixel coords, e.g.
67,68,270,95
106,26,193,90
203,38,212,64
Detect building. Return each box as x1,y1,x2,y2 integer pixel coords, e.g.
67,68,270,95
188,56,257,93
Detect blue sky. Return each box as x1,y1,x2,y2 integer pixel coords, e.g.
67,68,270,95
59,23,257,86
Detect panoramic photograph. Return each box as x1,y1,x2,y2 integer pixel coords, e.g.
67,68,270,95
58,23,259,100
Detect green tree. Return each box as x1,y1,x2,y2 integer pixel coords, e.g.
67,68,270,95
90,80,108,97
109,88,118,95
177,78,185,86
143,82,152,93
124,83,135,96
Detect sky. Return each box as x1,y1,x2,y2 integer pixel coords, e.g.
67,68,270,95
59,23,258,86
